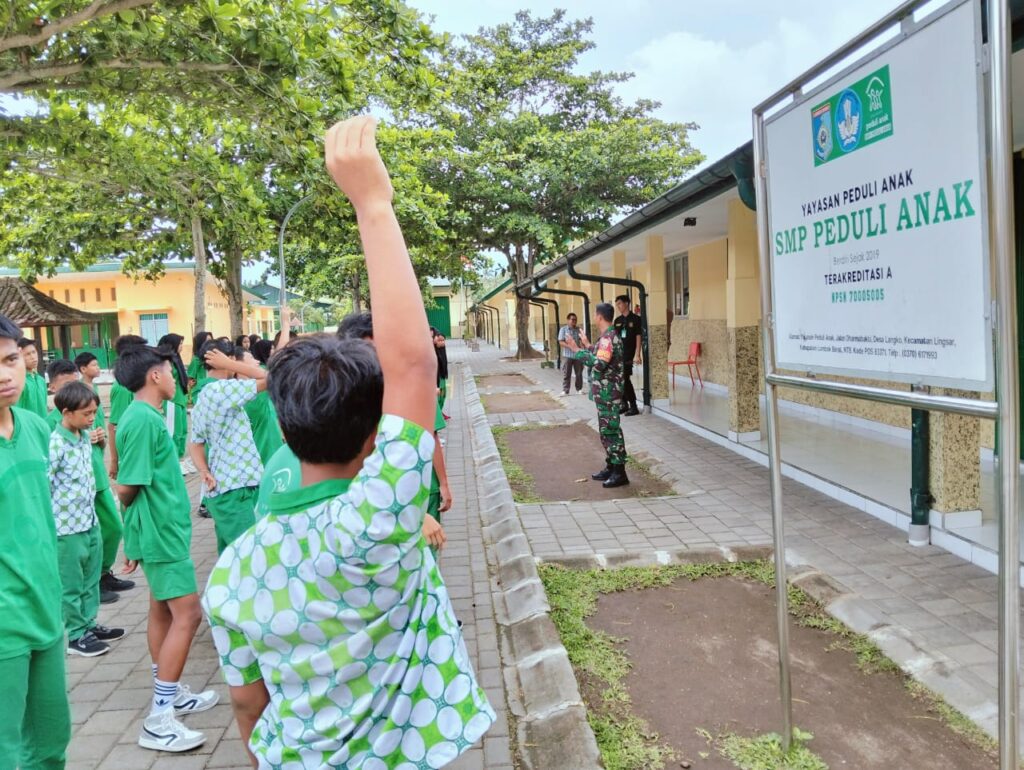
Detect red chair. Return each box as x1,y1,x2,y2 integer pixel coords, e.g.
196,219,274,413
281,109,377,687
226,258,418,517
669,342,703,388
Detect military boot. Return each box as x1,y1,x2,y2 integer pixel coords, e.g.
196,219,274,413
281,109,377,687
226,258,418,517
602,464,630,488
591,465,612,481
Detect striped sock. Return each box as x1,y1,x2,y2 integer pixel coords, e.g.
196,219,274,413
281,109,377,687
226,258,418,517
151,678,179,715
151,663,159,681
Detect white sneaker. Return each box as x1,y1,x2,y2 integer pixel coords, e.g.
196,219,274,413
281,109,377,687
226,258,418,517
138,711,206,752
173,684,220,715
179,458,196,475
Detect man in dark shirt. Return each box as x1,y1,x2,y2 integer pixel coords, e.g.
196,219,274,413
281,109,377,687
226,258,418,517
613,295,642,416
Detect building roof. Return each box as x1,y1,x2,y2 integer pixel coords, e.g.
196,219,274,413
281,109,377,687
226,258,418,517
244,282,331,309
474,277,513,305
0,260,199,277
0,278,102,328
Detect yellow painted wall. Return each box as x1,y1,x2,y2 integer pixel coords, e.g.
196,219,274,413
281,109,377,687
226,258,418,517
686,239,728,320
34,268,279,360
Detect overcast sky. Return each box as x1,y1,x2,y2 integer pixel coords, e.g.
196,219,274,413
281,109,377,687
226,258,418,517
411,0,909,164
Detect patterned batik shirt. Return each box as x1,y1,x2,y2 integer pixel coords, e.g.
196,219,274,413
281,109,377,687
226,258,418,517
48,425,97,536
190,379,263,497
202,415,496,769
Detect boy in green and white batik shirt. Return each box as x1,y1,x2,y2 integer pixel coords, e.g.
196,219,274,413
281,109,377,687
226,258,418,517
49,382,126,658
202,117,493,769
189,339,267,554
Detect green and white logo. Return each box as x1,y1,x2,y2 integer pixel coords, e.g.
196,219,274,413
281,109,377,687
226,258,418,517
812,65,894,166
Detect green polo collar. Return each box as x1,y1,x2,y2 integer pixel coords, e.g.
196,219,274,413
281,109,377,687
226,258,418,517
269,478,352,516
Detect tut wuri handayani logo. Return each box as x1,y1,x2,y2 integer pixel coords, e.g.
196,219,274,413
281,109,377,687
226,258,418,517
812,65,893,166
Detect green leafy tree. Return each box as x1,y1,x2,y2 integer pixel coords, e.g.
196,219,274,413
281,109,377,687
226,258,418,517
418,10,703,358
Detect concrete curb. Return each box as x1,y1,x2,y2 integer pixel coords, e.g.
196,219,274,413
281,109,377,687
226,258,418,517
462,366,605,770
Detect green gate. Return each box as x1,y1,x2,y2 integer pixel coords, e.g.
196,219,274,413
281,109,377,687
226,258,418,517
427,296,452,337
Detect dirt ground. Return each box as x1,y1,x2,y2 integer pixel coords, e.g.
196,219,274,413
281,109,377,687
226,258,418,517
481,391,565,414
500,423,673,501
588,576,996,769
477,373,535,388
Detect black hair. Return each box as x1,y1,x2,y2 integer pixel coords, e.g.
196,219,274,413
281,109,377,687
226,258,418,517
233,345,246,359
595,303,614,323
248,334,260,348
234,334,253,348
252,339,274,365
338,312,373,341
268,334,383,464
113,334,147,355
0,315,22,342
46,359,78,382
55,380,99,413
114,345,173,393
157,333,189,395
192,331,213,359
615,294,630,305
199,338,240,371
74,351,98,370
17,337,37,350
566,313,577,321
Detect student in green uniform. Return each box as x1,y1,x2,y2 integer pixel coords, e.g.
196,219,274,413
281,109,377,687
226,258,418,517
241,347,282,465
187,331,213,402
157,334,191,465
107,334,148,481
49,382,126,658
45,360,123,606
0,313,70,769
188,339,267,554
16,337,47,418
112,345,218,754
76,352,134,598
202,118,494,768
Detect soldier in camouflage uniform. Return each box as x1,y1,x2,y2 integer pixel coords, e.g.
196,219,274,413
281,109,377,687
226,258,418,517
563,302,629,488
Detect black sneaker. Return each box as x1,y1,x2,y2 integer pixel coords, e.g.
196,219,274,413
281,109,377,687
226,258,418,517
91,624,126,642
100,589,119,605
68,633,110,658
100,571,135,592
197,505,211,519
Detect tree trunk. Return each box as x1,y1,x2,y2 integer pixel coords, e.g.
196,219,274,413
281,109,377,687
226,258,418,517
224,244,245,339
190,213,207,334
509,243,543,360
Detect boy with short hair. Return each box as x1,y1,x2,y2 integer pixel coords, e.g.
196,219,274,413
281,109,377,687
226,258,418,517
0,313,70,768
76,352,133,596
203,117,494,768
45,359,79,395
188,339,267,553
16,337,47,417
113,345,218,753
49,381,126,658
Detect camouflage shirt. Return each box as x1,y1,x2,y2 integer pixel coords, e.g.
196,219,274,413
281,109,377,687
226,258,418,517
574,327,623,405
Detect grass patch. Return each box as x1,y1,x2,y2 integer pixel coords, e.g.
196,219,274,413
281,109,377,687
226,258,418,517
492,425,543,503
718,728,827,770
540,559,997,770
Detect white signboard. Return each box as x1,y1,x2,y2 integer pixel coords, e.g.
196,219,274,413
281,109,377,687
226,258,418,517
764,0,992,388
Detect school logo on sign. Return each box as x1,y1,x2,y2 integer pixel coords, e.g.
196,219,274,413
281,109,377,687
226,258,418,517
812,65,894,166
812,103,833,162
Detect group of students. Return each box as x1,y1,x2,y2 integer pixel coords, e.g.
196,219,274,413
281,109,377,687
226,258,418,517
2,116,494,770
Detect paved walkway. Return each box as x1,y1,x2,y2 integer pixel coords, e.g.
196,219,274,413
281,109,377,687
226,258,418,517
66,351,514,769
469,341,1020,740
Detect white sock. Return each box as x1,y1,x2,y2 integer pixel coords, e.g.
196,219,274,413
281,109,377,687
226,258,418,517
151,678,179,715
151,663,159,681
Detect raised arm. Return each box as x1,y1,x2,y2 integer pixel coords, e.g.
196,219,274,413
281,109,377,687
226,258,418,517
325,117,436,431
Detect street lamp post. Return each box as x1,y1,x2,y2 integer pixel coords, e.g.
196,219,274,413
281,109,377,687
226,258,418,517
277,193,314,311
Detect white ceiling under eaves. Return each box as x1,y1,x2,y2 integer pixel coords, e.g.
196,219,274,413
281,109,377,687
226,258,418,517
568,188,739,277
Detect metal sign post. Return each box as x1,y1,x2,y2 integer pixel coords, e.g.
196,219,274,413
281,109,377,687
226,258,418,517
752,0,1018,762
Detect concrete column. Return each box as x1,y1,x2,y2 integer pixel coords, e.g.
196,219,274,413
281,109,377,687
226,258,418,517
644,235,669,400
726,198,762,442
928,389,982,528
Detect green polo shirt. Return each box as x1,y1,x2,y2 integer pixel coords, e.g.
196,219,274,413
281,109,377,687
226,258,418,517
116,400,192,563
16,370,48,419
0,407,63,658
254,443,300,519
245,386,283,465
108,382,133,426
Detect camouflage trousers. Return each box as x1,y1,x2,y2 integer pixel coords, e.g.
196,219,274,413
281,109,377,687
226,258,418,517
596,398,626,466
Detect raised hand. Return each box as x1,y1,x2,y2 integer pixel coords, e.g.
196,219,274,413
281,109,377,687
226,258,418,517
324,116,394,216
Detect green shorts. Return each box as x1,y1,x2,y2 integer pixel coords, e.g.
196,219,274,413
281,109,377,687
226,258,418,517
141,559,197,601
206,486,258,554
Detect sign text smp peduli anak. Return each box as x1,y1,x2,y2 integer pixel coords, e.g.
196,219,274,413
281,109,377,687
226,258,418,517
774,174,977,257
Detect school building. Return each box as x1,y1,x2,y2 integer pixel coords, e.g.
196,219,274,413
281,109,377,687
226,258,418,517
0,261,278,366
472,138,1021,577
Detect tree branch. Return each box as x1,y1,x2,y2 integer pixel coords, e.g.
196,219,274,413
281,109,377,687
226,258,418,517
0,58,241,91
0,0,158,54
